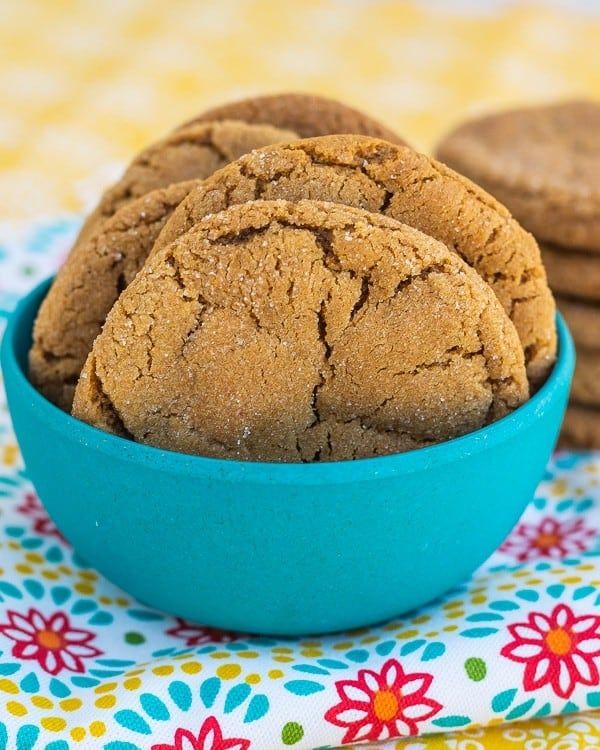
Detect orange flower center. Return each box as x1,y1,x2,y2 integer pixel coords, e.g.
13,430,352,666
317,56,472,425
373,690,399,721
545,627,572,655
535,532,560,549
36,629,63,650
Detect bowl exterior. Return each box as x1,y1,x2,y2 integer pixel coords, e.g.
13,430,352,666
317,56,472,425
1,280,574,635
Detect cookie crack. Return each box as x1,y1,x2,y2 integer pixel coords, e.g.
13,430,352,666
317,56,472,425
162,253,213,359
379,190,393,212
237,161,296,197
310,296,333,436
164,252,189,293
509,294,538,318
392,263,447,297
378,345,485,380
349,277,370,321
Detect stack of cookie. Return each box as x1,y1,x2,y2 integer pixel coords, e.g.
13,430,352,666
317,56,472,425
29,94,405,411
29,93,558,461
437,100,600,450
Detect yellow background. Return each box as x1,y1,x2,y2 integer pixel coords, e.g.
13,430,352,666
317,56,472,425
1,1,600,746
1,0,599,221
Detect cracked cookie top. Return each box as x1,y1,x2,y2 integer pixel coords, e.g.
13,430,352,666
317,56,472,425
437,100,600,252
72,199,529,462
181,92,406,144
152,135,556,387
29,181,200,411
72,119,298,250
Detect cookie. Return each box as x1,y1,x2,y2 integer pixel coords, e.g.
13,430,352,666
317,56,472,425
72,199,529,462
560,404,600,450
436,100,600,252
181,92,405,144
153,135,556,386
541,243,600,302
571,349,600,407
74,120,297,248
29,181,198,411
556,296,600,351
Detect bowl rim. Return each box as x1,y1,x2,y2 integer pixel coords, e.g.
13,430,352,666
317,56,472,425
2,276,574,485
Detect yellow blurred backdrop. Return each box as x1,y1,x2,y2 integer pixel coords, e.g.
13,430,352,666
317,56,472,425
0,0,599,220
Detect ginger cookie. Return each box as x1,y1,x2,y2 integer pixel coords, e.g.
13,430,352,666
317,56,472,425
556,297,600,351
29,181,198,411
571,349,600,407
72,200,529,462
153,135,556,386
182,92,405,144
541,243,600,302
437,100,600,252
74,120,297,248
560,405,600,451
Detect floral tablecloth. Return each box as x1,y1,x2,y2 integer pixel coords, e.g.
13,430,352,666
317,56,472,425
0,219,599,749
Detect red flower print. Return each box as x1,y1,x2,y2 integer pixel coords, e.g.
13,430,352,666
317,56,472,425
166,618,243,646
0,608,102,675
152,716,250,750
16,492,66,542
500,516,596,562
324,658,442,743
501,603,600,699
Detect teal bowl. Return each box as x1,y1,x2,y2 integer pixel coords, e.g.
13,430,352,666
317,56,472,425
1,278,574,635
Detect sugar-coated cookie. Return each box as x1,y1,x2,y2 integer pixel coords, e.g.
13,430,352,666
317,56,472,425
182,92,405,144
30,181,199,410
437,100,600,251
154,136,556,385
72,200,528,462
